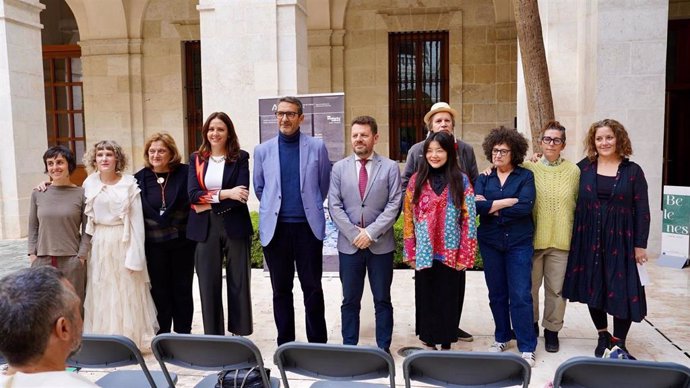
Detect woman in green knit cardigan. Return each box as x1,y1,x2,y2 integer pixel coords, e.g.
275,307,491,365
522,121,580,353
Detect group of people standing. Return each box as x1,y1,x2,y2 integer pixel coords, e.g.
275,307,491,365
26,96,650,369
337,101,649,368
28,112,256,348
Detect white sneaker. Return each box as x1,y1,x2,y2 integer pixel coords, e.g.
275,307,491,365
522,352,536,367
488,341,508,352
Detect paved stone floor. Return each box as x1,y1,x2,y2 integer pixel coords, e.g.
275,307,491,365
1,238,689,387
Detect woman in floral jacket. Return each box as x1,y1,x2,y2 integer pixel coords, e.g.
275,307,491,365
403,131,477,350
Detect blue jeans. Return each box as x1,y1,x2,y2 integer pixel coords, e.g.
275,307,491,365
480,240,537,352
339,249,394,350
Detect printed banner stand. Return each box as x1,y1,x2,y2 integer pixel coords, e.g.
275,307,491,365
659,185,690,269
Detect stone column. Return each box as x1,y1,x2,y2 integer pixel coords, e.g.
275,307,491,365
330,29,345,91
308,29,333,93
78,38,146,169
308,28,345,93
197,0,308,152
517,0,667,254
0,0,47,238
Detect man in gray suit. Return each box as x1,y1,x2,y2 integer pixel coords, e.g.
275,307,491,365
401,101,478,342
328,115,402,354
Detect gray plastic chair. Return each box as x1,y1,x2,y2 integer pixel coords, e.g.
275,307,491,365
152,333,278,388
273,342,395,388
67,334,173,388
402,350,531,388
553,356,690,388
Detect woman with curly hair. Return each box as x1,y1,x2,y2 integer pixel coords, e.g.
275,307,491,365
562,119,649,358
475,127,536,366
82,140,158,348
403,131,477,350
188,112,253,336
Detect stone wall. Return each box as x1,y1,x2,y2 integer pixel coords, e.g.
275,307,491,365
461,11,518,170
521,0,669,255
141,0,200,165
338,0,516,163
670,0,690,18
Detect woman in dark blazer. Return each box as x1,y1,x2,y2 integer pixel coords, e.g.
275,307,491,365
135,132,196,334
188,112,253,336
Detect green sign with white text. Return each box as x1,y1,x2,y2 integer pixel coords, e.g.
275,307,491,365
663,194,690,235
662,186,690,259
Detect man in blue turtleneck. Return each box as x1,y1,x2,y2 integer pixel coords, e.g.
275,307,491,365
253,96,331,345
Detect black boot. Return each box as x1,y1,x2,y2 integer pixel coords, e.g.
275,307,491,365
544,329,559,353
594,331,612,357
534,322,539,337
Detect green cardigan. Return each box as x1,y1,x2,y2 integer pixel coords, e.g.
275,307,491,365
523,158,580,250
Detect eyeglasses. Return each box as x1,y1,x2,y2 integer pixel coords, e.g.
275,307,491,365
275,111,299,119
491,148,511,156
541,136,564,145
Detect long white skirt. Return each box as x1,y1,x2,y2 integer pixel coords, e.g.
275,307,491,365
83,224,158,349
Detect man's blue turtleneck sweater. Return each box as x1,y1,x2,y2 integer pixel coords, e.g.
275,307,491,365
278,129,307,222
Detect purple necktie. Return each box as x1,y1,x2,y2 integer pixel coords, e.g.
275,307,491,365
359,159,368,199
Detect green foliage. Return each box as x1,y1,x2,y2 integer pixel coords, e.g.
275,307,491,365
250,212,264,268
248,211,483,270
393,215,407,268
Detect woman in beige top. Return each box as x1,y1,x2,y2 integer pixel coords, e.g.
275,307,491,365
28,146,90,305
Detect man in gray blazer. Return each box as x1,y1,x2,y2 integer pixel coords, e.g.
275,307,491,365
401,101,478,342
328,116,402,354
254,96,331,346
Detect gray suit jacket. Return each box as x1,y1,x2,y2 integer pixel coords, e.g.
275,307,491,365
253,132,331,246
328,153,402,255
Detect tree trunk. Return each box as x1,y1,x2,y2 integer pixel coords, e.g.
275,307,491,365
513,0,554,152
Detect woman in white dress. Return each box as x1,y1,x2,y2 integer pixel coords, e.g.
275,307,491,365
82,140,158,348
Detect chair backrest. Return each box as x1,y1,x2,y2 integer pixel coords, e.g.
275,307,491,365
151,333,272,388
273,342,395,388
553,356,690,388
403,350,531,388
67,334,160,387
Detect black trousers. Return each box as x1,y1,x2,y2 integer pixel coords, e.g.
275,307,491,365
263,222,327,345
416,260,460,346
195,212,253,336
458,270,466,327
145,237,196,334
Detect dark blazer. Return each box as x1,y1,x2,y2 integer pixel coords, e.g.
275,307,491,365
134,164,191,240
187,151,253,242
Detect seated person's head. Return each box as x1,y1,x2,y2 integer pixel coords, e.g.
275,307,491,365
0,267,83,370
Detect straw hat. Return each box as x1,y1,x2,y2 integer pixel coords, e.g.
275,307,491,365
423,102,459,124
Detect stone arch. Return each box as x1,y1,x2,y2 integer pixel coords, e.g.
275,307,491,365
63,0,137,40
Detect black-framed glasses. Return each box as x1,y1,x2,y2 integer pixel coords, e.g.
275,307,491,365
491,148,511,156
275,111,299,119
541,136,564,145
